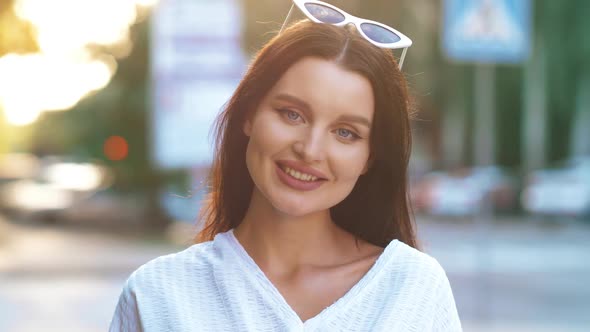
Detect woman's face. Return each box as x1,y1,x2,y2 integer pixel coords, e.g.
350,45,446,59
244,56,374,217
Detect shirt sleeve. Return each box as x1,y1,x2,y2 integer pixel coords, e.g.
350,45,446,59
109,278,143,332
431,268,462,332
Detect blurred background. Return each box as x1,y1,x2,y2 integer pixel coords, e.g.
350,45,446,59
0,0,588,331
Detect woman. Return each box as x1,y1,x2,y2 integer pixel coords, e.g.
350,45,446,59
110,2,461,331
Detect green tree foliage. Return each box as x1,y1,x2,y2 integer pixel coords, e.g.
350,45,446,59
541,0,590,161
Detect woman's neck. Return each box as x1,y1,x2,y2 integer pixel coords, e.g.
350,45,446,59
233,189,357,276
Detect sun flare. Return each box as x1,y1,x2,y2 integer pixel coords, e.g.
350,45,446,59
0,0,158,126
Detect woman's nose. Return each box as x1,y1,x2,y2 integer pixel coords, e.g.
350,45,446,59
292,130,327,163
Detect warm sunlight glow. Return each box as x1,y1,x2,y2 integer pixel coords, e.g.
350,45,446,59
0,53,115,125
0,0,159,126
14,0,137,55
135,0,159,8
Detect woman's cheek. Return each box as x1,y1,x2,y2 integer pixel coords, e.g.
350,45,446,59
333,144,370,177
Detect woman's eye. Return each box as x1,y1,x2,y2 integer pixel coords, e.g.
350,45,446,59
337,128,355,139
278,108,303,122
286,110,300,121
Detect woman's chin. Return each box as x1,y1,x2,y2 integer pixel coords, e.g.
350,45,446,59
271,200,323,219
275,205,314,218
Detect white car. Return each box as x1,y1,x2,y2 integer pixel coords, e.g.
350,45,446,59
0,156,113,222
411,166,519,217
521,157,590,217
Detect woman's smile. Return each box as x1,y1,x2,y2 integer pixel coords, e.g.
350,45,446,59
275,160,328,191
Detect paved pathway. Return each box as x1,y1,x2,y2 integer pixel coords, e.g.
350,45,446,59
419,216,590,331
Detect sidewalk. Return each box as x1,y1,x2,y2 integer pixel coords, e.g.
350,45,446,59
0,216,185,276
417,215,590,332
0,216,192,332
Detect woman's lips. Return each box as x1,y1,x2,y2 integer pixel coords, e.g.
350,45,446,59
275,163,326,191
276,160,328,179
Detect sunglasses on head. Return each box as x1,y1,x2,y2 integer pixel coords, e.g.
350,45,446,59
280,0,413,69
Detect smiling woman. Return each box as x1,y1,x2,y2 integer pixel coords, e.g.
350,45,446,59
110,6,462,332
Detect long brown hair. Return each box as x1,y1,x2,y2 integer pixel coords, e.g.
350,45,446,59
196,20,417,249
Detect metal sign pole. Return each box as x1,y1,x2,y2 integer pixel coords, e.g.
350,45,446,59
522,37,547,173
474,64,495,167
474,62,495,322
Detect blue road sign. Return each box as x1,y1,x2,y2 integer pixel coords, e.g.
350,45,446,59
443,0,531,64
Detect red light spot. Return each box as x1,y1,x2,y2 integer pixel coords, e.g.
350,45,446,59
104,136,128,161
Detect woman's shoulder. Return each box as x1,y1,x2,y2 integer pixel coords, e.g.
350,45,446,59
383,239,449,283
125,232,231,290
370,240,461,330
366,239,454,307
136,241,213,273
112,233,236,328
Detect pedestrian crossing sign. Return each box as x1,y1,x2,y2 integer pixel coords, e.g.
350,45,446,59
442,0,531,64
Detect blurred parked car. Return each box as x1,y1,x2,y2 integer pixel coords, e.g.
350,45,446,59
521,156,590,217
0,155,113,223
411,166,520,217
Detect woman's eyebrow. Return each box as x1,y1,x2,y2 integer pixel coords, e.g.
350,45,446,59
274,93,311,111
336,115,372,128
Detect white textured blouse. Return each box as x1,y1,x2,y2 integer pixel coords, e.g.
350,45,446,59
110,229,462,331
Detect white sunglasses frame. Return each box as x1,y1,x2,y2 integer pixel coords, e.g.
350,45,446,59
280,0,413,69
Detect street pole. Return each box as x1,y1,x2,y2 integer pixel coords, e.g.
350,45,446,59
474,62,495,322
474,64,495,167
522,38,547,173
442,79,466,169
570,75,590,157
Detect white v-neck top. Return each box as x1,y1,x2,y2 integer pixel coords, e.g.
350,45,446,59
109,230,462,331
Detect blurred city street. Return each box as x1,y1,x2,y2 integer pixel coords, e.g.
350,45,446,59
1,0,589,331
1,214,589,332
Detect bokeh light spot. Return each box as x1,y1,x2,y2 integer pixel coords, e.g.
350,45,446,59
103,135,128,161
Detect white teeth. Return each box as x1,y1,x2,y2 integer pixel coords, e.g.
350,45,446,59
283,166,318,182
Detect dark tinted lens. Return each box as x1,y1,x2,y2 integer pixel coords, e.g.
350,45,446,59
360,23,401,44
304,3,345,24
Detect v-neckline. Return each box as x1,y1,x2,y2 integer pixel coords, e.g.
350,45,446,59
223,229,399,328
